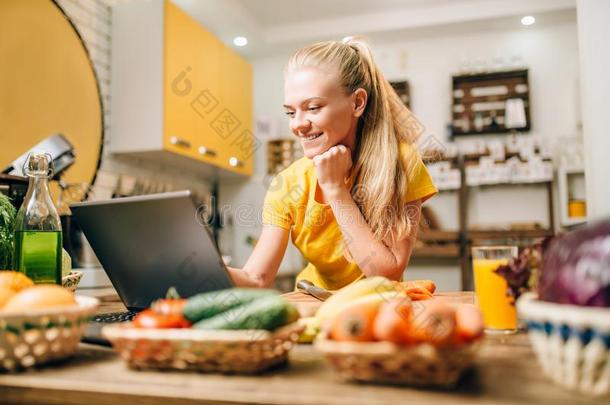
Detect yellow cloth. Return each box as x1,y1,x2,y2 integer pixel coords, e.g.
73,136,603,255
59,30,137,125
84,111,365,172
262,143,438,290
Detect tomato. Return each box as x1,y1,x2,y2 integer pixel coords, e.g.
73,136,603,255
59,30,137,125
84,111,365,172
150,287,187,315
131,308,191,329
131,288,191,329
151,298,187,315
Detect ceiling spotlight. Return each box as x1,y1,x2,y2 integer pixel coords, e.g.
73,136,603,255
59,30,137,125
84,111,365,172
521,16,535,26
233,36,248,47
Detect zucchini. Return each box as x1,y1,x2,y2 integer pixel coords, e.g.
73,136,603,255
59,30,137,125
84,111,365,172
193,295,298,331
183,288,277,322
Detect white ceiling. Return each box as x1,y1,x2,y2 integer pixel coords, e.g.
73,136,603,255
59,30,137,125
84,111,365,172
173,0,576,58
233,0,452,26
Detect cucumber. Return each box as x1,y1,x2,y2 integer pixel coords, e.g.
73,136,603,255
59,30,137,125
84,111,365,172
193,295,298,331
183,288,278,323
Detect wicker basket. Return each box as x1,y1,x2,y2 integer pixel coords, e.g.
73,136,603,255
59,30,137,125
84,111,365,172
517,293,610,397
0,296,99,371
62,271,83,292
315,335,480,388
102,322,304,373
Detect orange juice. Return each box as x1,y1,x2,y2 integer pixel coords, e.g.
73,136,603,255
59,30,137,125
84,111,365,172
473,258,517,331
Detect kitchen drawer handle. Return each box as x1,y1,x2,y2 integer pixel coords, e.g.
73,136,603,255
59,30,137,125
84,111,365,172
170,136,191,148
229,156,244,168
198,146,217,157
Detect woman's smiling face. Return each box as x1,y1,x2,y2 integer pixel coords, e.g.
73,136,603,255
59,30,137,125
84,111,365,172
283,67,360,159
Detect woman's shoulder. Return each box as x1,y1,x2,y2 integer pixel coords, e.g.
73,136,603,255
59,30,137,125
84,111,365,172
275,156,314,181
267,156,314,198
398,141,420,159
290,156,314,172
397,141,438,203
398,141,424,172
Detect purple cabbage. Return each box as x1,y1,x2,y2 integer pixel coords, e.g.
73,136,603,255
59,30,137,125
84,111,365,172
539,220,610,307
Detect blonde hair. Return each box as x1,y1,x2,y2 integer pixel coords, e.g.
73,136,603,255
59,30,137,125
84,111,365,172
285,37,421,245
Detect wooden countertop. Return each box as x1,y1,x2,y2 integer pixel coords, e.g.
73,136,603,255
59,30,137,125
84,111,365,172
0,290,604,405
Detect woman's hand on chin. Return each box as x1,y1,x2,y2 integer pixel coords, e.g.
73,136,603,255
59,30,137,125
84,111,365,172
313,144,352,198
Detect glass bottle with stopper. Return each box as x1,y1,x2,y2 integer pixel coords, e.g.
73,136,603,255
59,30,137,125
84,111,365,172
13,152,62,284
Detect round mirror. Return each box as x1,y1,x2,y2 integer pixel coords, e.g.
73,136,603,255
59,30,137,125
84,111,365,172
0,0,104,205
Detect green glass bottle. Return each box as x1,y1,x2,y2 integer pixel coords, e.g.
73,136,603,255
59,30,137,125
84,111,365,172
13,153,62,284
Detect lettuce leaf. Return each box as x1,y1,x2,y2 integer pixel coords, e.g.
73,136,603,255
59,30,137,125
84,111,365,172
0,194,17,270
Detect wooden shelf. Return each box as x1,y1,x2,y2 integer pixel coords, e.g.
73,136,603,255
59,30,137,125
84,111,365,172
412,244,460,259
562,218,586,227
417,230,460,242
413,229,460,260
459,156,554,289
437,186,461,192
419,150,556,290
468,180,552,188
468,229,553,240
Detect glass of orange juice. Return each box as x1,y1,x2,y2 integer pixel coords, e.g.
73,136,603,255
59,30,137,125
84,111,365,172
472,246,518,333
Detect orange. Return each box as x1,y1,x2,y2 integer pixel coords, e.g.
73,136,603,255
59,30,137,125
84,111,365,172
3,285,76,312
0,286,17,308
0,271,34,292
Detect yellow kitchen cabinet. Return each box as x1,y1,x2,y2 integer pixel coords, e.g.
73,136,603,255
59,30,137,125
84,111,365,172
110,0,253,177
217,45,255,175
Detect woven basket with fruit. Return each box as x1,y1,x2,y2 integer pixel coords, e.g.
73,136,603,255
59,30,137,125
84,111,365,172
516,221,610,397
103,288,303,373
0,271,99,371
313,277,483,387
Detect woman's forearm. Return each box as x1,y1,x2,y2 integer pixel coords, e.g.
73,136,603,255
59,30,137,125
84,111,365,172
226,266,263,287
326,188,415,280
224,225,290,289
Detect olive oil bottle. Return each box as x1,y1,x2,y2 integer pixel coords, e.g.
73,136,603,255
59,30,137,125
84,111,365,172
13,153,62,284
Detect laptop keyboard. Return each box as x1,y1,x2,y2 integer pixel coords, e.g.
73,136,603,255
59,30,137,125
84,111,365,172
91,311,138,323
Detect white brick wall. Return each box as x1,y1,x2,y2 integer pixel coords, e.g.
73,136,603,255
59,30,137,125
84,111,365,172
56,0,111,133
54,0,211,200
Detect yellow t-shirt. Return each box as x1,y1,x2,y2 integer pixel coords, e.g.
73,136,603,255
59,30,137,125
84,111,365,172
262,143,438,291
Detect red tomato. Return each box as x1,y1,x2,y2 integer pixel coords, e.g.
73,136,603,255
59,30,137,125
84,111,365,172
151,298,187,315
131,308,191,329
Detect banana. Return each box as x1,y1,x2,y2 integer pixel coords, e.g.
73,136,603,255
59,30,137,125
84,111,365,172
315,276,404,326
297,317,320,343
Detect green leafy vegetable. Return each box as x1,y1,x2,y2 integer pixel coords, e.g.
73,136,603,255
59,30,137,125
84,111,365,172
0,194,17,270
494,241,546,304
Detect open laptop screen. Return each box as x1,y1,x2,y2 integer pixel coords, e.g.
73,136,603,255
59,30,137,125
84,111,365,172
71,191,233,310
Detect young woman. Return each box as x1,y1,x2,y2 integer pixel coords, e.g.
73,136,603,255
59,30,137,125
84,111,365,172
227,37,437,290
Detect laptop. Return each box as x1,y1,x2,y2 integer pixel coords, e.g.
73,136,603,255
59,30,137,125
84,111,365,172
70,190,234,344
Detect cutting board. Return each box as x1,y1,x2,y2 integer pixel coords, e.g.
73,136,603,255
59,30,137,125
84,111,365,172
282,291,324,317
281,291,474,318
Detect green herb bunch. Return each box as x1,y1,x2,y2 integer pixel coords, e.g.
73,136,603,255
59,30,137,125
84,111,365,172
0,194,17,270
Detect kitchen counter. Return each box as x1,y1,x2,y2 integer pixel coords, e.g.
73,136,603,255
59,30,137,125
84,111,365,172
0,291,604,405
